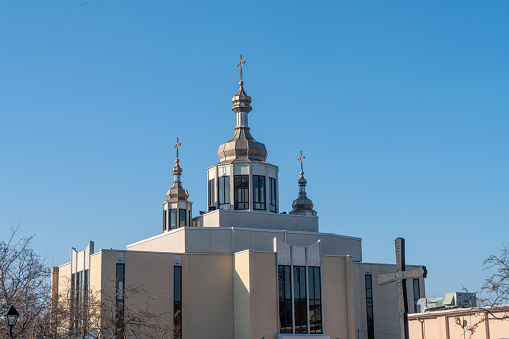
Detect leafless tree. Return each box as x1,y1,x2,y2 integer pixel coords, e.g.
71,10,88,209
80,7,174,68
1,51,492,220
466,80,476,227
460,244,509,336
51,278,172,338
0,223,51,338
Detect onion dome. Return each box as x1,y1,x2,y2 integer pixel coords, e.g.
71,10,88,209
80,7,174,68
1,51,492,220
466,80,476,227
166,138,189,202
217,55,267,163
289,151,317,216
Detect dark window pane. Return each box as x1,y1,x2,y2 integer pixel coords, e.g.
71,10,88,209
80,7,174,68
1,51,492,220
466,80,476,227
174,266,182,339
278,265,292,333
294,266,307,333
413,278,420,312
116,263,125,331
179,209,186,228
269,177,276,212
234,175,249,210
170,209,177,229
365,274,374,339
253,175,266,210
208,179,215,210
218,176,230,209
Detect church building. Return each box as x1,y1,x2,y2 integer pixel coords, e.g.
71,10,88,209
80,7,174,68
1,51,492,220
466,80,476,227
52,57,426,339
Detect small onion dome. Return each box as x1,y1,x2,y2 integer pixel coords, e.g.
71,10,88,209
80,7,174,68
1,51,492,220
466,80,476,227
289,170,317,216
166,158,189,202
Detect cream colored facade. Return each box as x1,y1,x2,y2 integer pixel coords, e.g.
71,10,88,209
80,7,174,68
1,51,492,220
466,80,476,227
52,68,427,338
52,229,425,339
409,306,509,339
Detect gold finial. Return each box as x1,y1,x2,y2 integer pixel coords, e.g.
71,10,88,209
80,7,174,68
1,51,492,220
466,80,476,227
237,54,245,83
174,137,181,163
298,150,305,173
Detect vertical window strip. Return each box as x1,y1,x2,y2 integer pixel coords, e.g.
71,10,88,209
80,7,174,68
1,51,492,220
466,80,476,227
163,209,167,231
253,175,266,210
278,265,292,333
234,175,249,210
208,179,215,210
269,177,276,212
218,176,230,209
174,266,182,339
308,267,322,334
170,209,177,229
294,266,308,334
70,273,75,330
413,279,420,312
179,209,186,228
116,263,125,332
365,274,374,339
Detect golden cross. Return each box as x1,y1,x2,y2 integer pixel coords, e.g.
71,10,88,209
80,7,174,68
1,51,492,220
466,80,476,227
237,54,246,82
298,150,305,172
174,137,181,160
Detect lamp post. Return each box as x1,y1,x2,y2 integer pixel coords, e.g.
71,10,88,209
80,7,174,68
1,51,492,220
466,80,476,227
4,306,19,339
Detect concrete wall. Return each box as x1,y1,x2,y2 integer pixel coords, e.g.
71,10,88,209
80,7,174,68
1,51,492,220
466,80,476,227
127,227,362,261
182,253,234,339
203,209,318,232
234,250,251,339
321,255,350,339
249,251,278,339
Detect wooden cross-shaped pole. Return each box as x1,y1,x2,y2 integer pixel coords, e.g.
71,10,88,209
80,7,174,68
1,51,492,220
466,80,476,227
237,54,246,82
174,137,181,161
298,150,305,173
378,238,427,339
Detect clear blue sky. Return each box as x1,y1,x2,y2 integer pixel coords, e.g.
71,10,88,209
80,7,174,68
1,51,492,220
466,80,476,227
1,1,508,298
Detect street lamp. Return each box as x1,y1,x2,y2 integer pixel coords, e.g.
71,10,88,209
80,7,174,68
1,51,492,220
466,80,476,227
4,306,19,339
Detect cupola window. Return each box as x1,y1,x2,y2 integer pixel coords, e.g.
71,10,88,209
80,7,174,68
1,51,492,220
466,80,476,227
269,177,277,212
218,176,230,210
253,175,266,210
234,175,249,210
208,179,216,211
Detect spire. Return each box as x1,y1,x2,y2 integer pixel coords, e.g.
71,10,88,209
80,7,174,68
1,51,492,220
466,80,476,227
217,55,267,163
166,137,189,201
289,151,317,216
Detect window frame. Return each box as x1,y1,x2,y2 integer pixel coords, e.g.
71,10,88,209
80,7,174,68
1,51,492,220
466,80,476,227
218,175,231,209
253,175,266,210
269,177,277,212
234,175,249,210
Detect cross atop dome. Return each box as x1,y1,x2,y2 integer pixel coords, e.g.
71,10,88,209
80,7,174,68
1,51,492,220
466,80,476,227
237,54,245,84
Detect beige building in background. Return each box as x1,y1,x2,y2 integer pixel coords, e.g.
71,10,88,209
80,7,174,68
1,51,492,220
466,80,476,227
409,306,509,339
52,66,426,339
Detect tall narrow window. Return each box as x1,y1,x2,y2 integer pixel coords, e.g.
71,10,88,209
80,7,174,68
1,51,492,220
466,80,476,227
169,209,177,229
208,179,215,211
163,209,167,231
413,279,420,313
294,266,307,333
179,209,186,228
269,177,277,212
116,263,125,332
278,265,292,333
70,273,76,330
83,269,89,302
174,266,182,339
253,175,266,210
365,274,374,339
308,266,322,333
234,175,249,210
218,176,230,209
76,271,83,306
